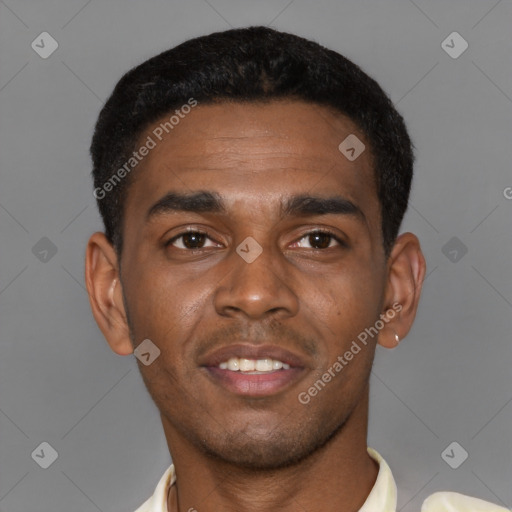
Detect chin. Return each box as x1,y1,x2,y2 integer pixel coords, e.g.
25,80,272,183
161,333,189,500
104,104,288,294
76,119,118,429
204,441,309,470
200,420,345,471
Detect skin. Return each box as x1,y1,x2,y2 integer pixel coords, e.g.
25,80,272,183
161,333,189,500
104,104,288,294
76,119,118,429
85,100,426,512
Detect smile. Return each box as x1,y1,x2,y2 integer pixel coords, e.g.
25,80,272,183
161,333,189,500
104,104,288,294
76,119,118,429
218,357,291,373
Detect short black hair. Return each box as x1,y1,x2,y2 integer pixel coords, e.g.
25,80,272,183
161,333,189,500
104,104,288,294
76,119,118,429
90,26,414,256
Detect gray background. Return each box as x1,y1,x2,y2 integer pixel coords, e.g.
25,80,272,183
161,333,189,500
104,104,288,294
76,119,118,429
0,1,511,511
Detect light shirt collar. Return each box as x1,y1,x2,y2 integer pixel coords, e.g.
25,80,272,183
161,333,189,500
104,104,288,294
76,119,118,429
360,447,397,512
134,447,396,512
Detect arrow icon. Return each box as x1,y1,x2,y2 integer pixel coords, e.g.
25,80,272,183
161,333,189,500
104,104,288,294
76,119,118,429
31,441,58,468
31,32,59,59
442,237,467,263
441,32,468,59
444,449,455,458
32,237,57,262
339,134,365,161
236,236,263,263
441,441,468,468
134,339,161,365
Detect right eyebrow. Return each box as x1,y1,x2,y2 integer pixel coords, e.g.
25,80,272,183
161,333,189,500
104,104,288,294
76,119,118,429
146,191,226,221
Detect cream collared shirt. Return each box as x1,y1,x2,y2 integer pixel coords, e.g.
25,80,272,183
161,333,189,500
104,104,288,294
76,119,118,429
134,447,509,512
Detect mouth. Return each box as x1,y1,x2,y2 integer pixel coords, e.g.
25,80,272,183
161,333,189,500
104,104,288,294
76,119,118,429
218,356,290,372
199,344,308,397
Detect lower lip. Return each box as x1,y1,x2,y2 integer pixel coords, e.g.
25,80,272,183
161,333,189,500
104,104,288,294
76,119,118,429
205,367,304,397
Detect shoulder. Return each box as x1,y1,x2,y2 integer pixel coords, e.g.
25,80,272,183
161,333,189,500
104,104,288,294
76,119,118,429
422,491,510,512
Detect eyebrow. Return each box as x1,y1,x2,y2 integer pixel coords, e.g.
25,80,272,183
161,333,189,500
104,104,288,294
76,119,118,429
146,191,366,223
281,194,365,221
147,191,226,220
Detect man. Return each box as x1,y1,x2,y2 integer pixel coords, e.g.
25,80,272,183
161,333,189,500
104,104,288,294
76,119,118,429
85,27,507,512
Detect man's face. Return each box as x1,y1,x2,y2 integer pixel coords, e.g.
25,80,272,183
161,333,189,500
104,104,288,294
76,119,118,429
118,101,389,469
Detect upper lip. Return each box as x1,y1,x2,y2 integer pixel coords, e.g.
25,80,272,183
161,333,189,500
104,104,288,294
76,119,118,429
199,343,307,368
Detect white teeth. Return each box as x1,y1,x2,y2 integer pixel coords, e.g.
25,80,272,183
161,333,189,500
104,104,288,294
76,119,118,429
272,360,283,370
218,357,290,372
256,358,273,371
227,358,240,371
239,358,255,372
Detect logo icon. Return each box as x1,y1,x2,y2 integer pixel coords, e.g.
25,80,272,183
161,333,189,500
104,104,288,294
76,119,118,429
134,339,161,366
442,237,468,263
441,441,468,469
441,32,468,59
236,237,263,263
31,442,59,469
338,134,365,161
32,237,58,263
31,32,59,59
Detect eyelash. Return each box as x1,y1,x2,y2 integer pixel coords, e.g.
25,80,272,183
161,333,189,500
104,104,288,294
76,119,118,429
165,229,218,249
165,228,346,250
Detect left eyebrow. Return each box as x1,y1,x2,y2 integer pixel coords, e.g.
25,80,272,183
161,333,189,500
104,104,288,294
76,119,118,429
281,194,366,223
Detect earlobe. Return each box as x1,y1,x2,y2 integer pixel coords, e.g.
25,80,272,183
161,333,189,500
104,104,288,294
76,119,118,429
378,306,402,349
85,232,134,356
378,232,426,349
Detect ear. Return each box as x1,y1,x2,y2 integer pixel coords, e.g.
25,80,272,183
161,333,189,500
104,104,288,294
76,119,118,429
378,232,426,349
85,232,133,356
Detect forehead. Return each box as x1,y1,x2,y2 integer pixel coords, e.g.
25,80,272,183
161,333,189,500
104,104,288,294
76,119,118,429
123,100,379,228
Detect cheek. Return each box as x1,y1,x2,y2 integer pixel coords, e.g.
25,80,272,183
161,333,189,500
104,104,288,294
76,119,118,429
122,259,206,344
320,265,383,327
124,266,205,401
309,268,384,380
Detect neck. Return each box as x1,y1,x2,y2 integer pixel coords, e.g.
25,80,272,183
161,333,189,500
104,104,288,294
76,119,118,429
163,392,378,512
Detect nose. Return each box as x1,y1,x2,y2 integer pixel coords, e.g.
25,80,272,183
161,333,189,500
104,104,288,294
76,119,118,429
213,241,299,321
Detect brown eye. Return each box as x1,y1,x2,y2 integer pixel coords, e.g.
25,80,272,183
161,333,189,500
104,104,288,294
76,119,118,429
167,230,219,250
308,232,333,249
181,232,206,249
291,230,341,250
